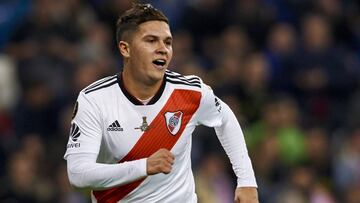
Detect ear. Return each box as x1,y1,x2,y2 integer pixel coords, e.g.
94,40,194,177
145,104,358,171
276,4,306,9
119,41,130,58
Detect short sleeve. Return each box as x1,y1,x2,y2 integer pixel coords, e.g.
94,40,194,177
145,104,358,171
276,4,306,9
64,91,102,159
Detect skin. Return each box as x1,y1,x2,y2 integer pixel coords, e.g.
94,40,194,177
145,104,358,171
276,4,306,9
118,20,258,203
118,20,175,175
235,187,259,203
119,20,173,100
146,148,174,175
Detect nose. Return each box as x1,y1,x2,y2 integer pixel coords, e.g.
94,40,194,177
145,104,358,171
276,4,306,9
156,42,169,55
157,49,167,55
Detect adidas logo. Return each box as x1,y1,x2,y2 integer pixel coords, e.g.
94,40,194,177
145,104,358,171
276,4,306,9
107,120,123,131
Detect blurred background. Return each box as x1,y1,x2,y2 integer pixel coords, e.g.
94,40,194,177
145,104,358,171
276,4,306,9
0,0,360,202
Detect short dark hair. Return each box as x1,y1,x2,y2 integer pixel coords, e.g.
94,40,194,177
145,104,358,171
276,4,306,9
116,3,169,44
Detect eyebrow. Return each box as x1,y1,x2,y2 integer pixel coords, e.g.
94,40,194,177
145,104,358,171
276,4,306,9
143,34,173,41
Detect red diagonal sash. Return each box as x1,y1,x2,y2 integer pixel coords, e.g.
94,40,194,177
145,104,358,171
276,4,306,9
93,89,201,203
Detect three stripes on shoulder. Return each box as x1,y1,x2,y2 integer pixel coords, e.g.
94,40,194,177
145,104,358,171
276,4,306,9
84,71,201,94
165,70,201,88
84,75,118,94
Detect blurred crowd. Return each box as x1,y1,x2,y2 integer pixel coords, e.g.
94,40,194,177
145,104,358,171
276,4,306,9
0,0,360,202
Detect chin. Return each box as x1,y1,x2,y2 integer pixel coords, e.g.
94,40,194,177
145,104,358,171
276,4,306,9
147,71,165,84
154,66,167,74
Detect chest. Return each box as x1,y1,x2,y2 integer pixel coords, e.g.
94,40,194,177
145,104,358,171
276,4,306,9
99,89,201,161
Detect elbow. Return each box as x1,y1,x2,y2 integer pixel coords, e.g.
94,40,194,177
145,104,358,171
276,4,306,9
67,165,93,188
67,168,86,188
67,165,107,189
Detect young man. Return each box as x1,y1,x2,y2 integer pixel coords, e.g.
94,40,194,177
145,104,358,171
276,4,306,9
64,3,258,203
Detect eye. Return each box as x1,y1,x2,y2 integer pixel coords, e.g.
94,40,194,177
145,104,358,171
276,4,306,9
146,38,156,43
165,40,172,46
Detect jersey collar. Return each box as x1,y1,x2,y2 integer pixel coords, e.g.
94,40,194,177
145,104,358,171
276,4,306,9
117,72,166,105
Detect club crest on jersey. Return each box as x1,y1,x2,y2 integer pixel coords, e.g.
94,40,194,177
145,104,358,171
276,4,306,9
164,111,183,135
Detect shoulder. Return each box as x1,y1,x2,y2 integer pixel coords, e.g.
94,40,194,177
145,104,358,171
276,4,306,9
75,75,119,113
165,70,202,89
165,70,216,96
82,74,119,95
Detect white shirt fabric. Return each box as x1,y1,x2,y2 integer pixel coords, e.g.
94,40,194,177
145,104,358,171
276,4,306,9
64,70,257,203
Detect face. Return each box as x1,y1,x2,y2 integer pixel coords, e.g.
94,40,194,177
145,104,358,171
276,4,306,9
121,20,173,85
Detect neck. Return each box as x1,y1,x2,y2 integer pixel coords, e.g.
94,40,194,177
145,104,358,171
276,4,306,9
122,68,163,100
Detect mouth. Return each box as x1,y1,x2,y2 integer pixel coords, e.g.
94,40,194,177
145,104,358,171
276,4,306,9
152,59,167,69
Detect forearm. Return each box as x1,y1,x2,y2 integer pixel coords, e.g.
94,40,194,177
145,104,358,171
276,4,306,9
214,103,257,187
66,153,147,189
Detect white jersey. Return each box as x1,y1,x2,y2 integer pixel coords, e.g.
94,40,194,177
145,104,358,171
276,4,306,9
64,70,257,203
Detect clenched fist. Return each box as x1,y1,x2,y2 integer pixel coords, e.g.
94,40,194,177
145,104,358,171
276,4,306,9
146,148,175,175
234,187,259,203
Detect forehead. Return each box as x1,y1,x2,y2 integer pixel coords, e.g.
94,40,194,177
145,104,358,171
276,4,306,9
136,20,172,38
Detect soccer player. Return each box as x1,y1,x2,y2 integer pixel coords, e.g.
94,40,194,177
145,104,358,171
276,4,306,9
64,3,258,203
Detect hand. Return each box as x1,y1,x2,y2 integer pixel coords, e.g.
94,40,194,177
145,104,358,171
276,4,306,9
234,187,259,203
146,148,175,175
